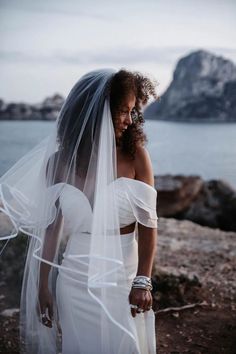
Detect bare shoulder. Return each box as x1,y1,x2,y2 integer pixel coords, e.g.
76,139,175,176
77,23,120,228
134,145,155,187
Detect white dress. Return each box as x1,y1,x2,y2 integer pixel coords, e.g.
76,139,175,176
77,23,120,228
56,177,158,354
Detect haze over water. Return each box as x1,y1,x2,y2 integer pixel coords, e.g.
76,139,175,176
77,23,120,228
1,120,235,190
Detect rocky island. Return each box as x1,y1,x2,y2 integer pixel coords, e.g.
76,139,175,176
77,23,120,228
0,94,65,121
1,50,236,123
144,50,236,122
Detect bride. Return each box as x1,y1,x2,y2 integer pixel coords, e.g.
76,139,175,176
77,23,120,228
0,68,159,354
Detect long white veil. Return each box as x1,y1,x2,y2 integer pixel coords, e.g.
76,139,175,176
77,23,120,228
0,69,141,353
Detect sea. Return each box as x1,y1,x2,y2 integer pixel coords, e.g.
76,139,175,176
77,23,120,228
0,120,236,190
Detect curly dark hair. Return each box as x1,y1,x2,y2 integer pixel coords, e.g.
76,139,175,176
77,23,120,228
56,69,158,177
109,69,158,159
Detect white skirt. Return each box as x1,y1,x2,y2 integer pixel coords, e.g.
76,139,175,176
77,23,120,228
56,231,156,354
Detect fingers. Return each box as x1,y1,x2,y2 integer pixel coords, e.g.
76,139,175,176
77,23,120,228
129,292,137,317
39,302,53,328
143,291,153,312
129,289,153,317
48,301,54,321
41,308,53,328
130,304,139,318
38,288,54,328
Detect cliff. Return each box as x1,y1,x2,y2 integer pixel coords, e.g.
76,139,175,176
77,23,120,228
145,50,236,122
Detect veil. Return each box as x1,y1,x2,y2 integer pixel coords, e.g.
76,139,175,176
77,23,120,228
0,69,141,353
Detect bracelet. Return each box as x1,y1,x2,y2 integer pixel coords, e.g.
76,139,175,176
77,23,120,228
134,275,151,281
132,276,152,285
134,275,151,280
132,284,153,291
133,275,152,283
131,275,153,291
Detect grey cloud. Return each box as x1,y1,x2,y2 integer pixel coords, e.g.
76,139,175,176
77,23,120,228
0,0,119,21
0,46,235,66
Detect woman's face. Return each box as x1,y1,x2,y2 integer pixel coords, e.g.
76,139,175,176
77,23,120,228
113,93,136,141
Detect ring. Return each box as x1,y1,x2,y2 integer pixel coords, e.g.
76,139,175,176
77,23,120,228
137,308,144,313
41,313,49,323
130,304,138,309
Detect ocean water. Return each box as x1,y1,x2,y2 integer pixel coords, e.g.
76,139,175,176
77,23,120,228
0,120,236,190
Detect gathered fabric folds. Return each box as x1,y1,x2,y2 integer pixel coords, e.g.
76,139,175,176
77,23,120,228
0,69,158,354
56,231,156,354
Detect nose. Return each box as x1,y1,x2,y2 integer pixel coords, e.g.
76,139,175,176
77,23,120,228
125,112,132,125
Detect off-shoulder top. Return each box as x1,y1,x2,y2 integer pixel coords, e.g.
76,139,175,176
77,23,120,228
59,177,158,235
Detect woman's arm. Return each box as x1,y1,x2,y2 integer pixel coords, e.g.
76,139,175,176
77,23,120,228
129,146,158,317
39,152,64,288
135,145,158,277
38,204,63,328
39,201,63,289
38,152,64,327
136,224,157,277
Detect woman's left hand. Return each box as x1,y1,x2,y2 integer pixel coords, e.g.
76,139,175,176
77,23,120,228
128,287,153,317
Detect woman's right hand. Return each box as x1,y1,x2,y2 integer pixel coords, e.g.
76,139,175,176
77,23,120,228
38,286,54,328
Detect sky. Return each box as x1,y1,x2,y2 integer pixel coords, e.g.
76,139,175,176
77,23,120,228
0,0,236,103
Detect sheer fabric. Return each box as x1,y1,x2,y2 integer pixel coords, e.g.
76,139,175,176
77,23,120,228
0,69,158,354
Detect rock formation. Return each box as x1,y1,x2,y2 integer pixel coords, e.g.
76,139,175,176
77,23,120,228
155,174,236,232
0,94,64,121
145,50,236,122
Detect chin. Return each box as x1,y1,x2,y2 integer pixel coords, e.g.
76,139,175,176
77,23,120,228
116,131,122,138
115,133,123,143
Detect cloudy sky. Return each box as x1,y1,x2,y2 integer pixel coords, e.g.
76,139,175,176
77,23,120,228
0,0,235,103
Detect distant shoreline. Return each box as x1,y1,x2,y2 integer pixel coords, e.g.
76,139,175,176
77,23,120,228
1,118,236,123
144,116,236,123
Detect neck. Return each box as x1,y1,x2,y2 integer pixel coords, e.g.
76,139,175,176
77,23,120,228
115,137,122,148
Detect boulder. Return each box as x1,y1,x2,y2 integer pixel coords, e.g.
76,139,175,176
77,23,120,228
155,174,236,232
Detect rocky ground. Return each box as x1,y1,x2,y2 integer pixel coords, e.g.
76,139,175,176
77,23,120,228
0,217,236,353
153,217,236,354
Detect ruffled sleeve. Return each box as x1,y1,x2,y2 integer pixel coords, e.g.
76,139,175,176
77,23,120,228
125,180,158,228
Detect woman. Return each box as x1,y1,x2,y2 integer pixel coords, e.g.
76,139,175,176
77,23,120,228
0,68,158,354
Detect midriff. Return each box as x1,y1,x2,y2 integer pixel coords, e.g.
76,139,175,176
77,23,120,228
120,222,136,235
